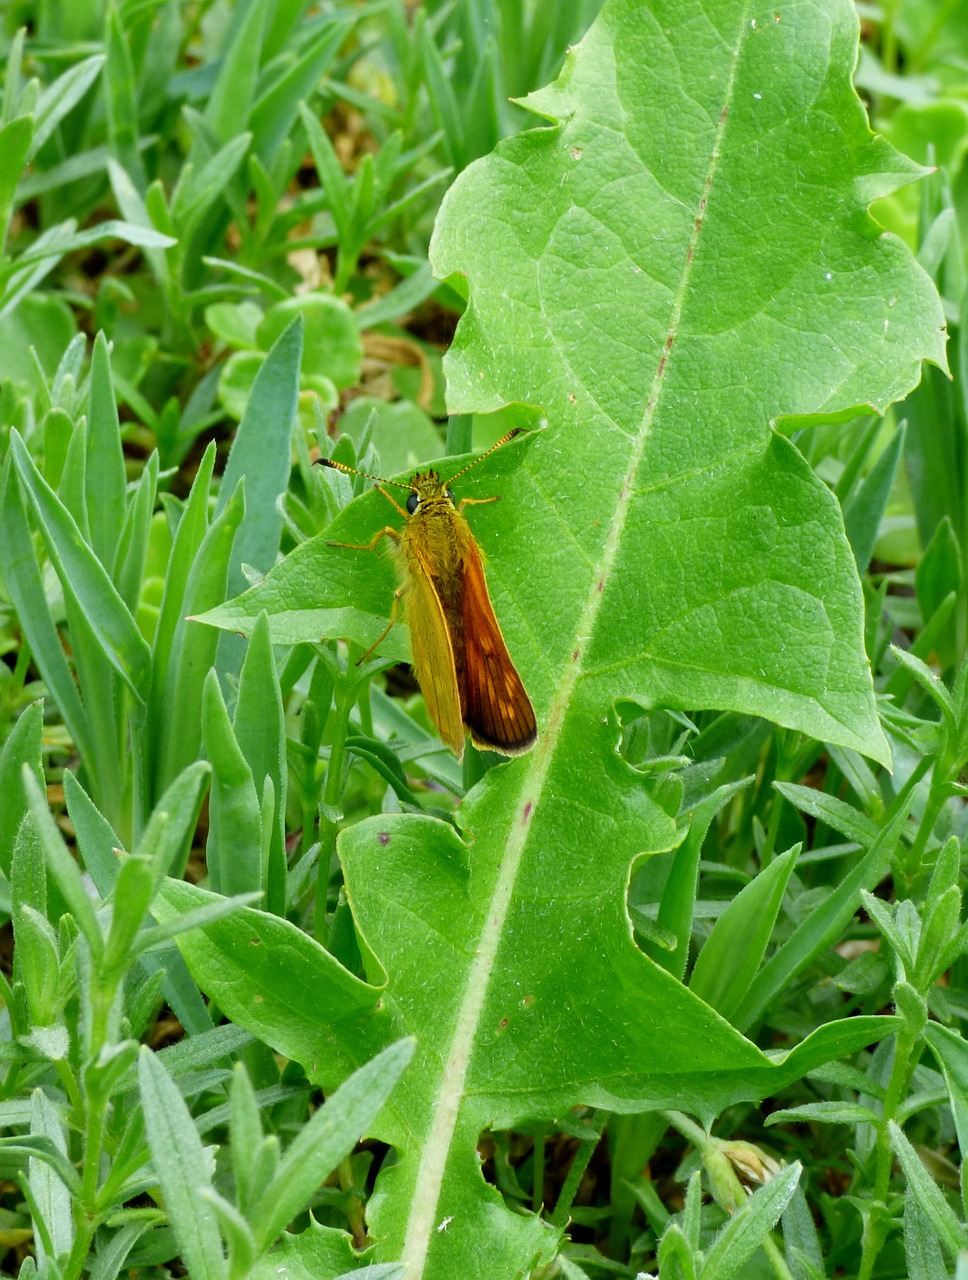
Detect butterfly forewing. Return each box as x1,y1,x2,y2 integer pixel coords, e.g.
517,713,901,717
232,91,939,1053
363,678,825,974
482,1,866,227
459,538,537,755
402,545,466,758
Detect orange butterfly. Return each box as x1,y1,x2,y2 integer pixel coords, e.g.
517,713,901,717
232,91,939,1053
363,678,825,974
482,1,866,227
321,432,536,760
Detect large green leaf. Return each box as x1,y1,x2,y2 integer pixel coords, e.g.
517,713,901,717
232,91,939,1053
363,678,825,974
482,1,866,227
191,0,944,1274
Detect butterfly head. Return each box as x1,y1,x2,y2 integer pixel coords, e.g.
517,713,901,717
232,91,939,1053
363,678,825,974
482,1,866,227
406,471,456,515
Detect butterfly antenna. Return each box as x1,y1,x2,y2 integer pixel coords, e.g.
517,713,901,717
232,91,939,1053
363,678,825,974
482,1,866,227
445,428,524,485
316,457,415,491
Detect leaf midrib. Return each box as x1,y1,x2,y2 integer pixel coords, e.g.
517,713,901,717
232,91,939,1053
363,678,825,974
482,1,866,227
401,8,751,1272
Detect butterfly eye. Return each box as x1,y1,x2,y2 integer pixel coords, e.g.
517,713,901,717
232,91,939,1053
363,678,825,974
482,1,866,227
446,488,455,503
406,493,419,514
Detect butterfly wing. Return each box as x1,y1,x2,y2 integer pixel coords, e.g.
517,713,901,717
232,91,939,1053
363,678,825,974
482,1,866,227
402,544,466,759
460,538,537,755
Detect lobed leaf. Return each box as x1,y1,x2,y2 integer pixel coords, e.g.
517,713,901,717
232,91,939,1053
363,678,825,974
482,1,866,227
186,0,946,1273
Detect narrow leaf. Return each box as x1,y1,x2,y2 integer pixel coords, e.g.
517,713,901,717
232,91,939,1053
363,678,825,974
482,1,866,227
104,1,146,190
0,442,96,769
28,1090,74,1262
889,1120,968,1256
843,422,907,573
202,671,263,900
0,115,32,251
28,54,105,161
216,314,302,599
86,332,127,572
249,18,354,163
0,701,44,881
905,1189,947,1280
732,786,917,1031
701,1163,801,1280
154,478,246,793
138,1048,227,1280
251,1039,415,1250
689,846,798,1020
204,1,265,142
22,768,103,959
772,782,881,844
9,431,151,701
232,613,287,914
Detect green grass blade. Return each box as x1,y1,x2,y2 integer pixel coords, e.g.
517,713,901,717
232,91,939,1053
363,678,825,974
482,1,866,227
86,333,128,572
843,422,908,573
0,456,96,765
137,761,211,888
654,777,752,980
28,53,105,161
154,481,246,794
147,440,216,779
689,846,799,1022
27,1090,74,1263
232,614,287,915
249,17,354,164
203,0,265,143
215,313,302,602
138,1048,228,1280
201,670,263,900
250,1039,414,1250
62,771,126,895
889,1120,968,1256
0,115,33,252
9,431,151,703
420,22,465,170
22,768,103,960
732,781,920,1032
114,451,159,613
701,1163,801,1280
0,701,44,882
104,1,146,190
298,102,349,241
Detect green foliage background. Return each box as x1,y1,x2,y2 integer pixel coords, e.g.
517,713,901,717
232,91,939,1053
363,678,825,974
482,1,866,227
0,0,966,1278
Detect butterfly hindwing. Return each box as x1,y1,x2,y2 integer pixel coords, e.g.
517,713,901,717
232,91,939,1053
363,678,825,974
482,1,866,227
459,538,537,755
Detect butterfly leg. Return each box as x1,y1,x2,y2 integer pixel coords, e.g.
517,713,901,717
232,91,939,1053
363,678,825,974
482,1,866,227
356,586,404,665
328,526,401,552
326,526,403,664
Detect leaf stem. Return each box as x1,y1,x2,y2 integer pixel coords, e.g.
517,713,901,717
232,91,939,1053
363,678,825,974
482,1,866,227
662,1111,708,1150
902,773,949,888
313,654,358,944
549,1117,603,1228
856,1018,924,1280
337,1154,368,1247
761,1231,796,1280
531,1126,546,1212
